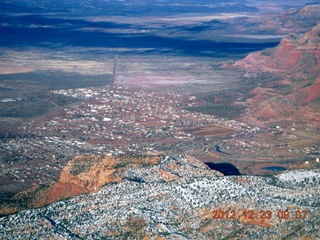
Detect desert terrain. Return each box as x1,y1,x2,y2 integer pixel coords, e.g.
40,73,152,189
0,1,319,238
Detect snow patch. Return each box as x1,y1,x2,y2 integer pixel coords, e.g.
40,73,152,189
277,170,320,183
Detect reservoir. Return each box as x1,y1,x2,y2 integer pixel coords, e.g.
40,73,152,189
205,162,241,176
215,146,223,153
215,146,230,155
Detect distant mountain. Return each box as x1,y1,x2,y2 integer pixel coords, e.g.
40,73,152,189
263,4,320,35
245,4,320,35
280,4,320,23
0,0,258,16
179,4,320,45
232,22,320,126
0,155,319,239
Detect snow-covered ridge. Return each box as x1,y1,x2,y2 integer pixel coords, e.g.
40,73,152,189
276,169,320,183
1,155,319,239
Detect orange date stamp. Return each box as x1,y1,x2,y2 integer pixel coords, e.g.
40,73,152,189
212,209,308,220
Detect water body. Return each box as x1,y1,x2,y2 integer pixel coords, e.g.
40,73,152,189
215,146,230,155
205,162,241,176
215,146,223,153
262,166,286,171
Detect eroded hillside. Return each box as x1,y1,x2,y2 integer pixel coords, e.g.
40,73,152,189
232,22,320,126
0,155,319,239
0,154,164,216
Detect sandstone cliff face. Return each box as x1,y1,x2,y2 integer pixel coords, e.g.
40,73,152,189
0,154,163,216
0,154,218,216
37,156,120,207
1,155,319,239
47,154,166,201
234,23,320,73
233,22,320,125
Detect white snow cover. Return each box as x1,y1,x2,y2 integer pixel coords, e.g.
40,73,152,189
277,169,320,183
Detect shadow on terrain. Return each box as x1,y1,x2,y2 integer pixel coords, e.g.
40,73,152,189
0,14,279,57
0,71,110,90
0,0,258,16
0,71,110,120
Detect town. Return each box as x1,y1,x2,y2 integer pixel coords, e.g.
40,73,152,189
1,84,319,192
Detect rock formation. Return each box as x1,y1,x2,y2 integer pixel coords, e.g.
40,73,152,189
0,154,163,216
234,23,320,73
0,155,319,239
233,22,320,126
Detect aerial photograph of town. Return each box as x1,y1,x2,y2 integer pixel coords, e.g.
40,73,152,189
0,0,319,239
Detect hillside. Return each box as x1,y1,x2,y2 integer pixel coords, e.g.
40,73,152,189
0,155,319,239
189,4,320,40
0,154,163,216
232,22,320,126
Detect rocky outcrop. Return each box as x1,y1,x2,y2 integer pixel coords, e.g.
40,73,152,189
0,154,164,216
279,4,320,26
234,23,320,73
41,154,220,205
0,155,319,239
215,4,320,37
232,22,320,126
